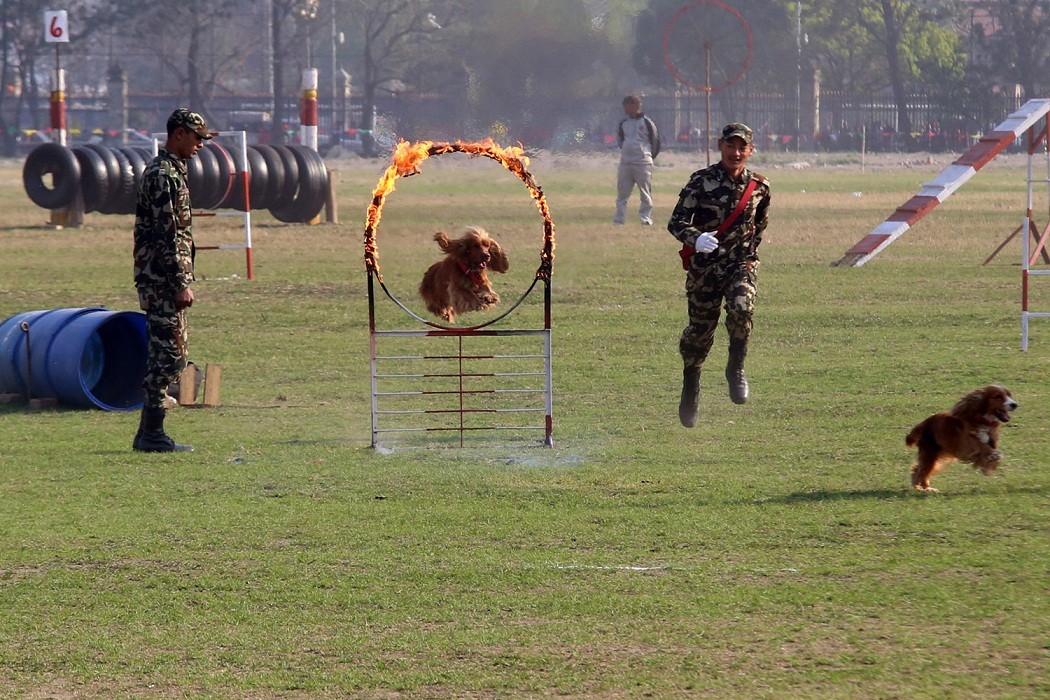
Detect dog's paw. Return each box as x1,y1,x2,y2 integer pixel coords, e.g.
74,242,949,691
913,484,939,493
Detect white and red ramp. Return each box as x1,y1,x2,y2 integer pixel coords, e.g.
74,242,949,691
834,98,1050,268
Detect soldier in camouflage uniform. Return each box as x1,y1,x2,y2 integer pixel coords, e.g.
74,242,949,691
667,123,771,428
132,108,215,452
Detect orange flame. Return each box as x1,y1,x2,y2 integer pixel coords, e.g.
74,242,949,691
364,139,555,282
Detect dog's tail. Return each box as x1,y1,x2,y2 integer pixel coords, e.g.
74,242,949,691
905,421,924,448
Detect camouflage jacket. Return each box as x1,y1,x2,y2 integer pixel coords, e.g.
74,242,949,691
133,149,194,291
667,162,771,267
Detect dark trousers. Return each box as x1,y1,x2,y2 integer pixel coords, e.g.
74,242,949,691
138,287,188,408
679,262,757,368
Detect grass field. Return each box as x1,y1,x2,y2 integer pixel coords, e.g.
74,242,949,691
0,147,1047,699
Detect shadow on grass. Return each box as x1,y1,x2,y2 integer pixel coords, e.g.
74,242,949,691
755,483,1050,504
756,488,908,504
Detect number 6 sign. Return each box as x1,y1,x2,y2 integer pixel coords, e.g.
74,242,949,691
44,11,70,43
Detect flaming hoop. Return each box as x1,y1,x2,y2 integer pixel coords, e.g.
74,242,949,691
365,139,556,287
365,139,557,448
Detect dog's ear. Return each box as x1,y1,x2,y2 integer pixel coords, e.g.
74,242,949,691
447,233,474,260
433,231,453,252
488,238,510,273
953,387,989,417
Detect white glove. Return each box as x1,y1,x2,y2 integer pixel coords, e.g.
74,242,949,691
694,232,719,253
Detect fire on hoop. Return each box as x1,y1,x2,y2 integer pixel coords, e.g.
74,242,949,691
364,139,556,284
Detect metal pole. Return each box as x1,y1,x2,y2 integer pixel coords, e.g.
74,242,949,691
331,5,338,147
796,1,802,151
265,0,274,98
704,44,712,167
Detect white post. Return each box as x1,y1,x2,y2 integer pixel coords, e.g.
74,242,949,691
1021,141,1033,350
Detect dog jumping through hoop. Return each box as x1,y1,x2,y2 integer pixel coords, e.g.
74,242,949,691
419,226,510,323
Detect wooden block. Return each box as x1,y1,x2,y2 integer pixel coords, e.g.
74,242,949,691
179,364,198,406
324,168,339,224
0,393,26,404
49,208,69,228
28,398,60,410
202,364,222,407
48,190,85,229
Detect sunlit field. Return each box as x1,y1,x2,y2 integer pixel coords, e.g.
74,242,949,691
0,146,1047,698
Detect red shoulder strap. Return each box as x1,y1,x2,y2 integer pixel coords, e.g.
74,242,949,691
714,178,759,239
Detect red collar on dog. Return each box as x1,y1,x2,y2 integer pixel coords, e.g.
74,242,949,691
458,261,485,286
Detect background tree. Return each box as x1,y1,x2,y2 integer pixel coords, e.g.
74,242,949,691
0,0,154,155
342,0,463,156
979,0,1049,100
449,0,619,145
803,0,966,136
632,0,799,93
126,0,257,127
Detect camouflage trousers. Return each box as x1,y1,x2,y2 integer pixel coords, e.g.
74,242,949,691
679,261,758,369
138,287,188,408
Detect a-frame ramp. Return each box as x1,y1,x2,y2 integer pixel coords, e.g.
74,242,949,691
834,98,1050,267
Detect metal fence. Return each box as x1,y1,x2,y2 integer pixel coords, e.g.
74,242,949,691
7,89,1032,155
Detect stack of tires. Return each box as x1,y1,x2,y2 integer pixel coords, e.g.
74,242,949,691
22,141,328,223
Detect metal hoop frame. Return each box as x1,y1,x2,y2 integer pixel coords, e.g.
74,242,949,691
365,140,556,448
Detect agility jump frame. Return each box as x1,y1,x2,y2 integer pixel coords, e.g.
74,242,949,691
367,276,554,449
153,130,254,280
364,140,556,449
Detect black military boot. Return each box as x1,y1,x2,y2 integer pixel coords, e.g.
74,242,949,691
132,406,194,452
679,366,701,428
726,340,749,405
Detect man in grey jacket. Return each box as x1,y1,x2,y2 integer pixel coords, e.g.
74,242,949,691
614,94,661,226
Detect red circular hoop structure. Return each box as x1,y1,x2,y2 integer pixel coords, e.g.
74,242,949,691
662,0,752,165
661,0,752,93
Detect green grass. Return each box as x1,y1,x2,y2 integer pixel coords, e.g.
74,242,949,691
0,151,1047,698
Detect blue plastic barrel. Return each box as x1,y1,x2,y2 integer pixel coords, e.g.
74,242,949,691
0,307,147,411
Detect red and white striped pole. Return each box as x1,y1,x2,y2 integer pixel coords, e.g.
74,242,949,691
44,11,70,146
300,68,318,151
50,68,67,147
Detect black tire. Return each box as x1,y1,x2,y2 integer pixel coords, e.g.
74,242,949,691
71,146,109,213
250,144,285,211
190,145,223,209
268,144,299,209
23,143,80,210
269,145,328,223
118,146,146,179
113,147,145,214
104,147,136,215
206,142,236,210
243,145,270,210
181,148,204,203
83,144,122,214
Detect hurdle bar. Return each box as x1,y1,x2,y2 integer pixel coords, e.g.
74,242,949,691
153,130,254,280
369,316,554,450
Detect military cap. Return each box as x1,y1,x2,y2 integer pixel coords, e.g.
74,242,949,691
720,123,754,144
168,108,216,140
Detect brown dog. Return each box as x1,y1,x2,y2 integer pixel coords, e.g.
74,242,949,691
418,226,509,323
906,385,1018,492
